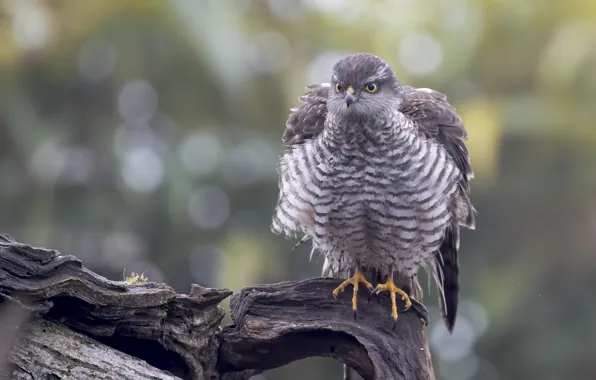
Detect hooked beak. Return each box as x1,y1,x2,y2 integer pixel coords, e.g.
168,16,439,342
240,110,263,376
345,93,356,107
344,85,356,107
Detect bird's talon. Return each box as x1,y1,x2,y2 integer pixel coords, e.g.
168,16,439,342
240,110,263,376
331,271,372,317
373,279,412,322
400,299,412,312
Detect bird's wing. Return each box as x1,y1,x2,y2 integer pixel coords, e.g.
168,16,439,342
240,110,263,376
279,84,329,255
399,86,475,226
282,83,329,146
399,86,475,332
399,86,473,190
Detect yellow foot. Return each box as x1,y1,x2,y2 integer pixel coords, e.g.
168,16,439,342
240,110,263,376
332,271,373,316
373,279,412,320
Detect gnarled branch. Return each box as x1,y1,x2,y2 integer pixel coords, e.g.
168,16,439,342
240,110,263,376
0,233,230,380
218,279,433,380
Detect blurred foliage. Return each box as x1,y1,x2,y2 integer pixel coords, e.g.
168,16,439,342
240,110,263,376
1,0,596,379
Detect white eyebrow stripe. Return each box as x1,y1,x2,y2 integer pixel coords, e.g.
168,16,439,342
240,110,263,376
364,63,389,83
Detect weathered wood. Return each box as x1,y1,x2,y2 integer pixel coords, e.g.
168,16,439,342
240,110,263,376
0,233,435,380
7,319,180,380
0,233,230,380
218,279,433,380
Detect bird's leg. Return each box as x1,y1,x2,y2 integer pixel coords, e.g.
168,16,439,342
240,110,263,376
372,278,412,321
332,271,373,318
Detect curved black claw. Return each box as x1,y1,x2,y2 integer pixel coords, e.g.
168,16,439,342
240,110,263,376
405,297,429,326
367,286,381,304
392,297,428,330
398,303,411,313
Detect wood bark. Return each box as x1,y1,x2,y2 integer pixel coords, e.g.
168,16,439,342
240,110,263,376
0,233,434,380
219,279,433,380
7,319,180,380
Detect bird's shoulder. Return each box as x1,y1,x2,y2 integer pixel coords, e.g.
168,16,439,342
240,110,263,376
399,86,473,183
282,83,329,146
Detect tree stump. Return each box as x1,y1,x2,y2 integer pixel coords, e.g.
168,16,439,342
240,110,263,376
0,233,434,380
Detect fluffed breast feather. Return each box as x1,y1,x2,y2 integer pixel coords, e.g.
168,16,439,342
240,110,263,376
281,83,475,229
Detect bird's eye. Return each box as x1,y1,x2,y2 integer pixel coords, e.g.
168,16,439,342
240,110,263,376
335,83,343,92
365,83,378,93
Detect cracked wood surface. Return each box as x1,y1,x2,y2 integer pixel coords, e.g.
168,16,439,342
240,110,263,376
218,279,434,380
8,319,180,380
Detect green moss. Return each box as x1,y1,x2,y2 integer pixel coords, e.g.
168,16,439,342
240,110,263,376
124,272,148,285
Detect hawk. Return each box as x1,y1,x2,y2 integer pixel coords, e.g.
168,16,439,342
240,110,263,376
271,52,475,331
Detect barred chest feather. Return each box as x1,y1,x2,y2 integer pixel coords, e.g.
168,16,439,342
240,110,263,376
272,115,462,277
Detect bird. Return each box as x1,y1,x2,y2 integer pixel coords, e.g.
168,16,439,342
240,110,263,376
271,52,475,332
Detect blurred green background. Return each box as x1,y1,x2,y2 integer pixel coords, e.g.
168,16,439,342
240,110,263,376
1,0,596,379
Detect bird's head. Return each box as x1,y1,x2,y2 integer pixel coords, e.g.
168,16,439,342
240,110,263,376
327,53,402,121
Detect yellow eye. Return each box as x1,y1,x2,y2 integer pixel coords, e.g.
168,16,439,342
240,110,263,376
365,83,378,93
335,83,343,92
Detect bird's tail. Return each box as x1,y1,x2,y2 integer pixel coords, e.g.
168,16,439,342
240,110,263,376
434,225,460,333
